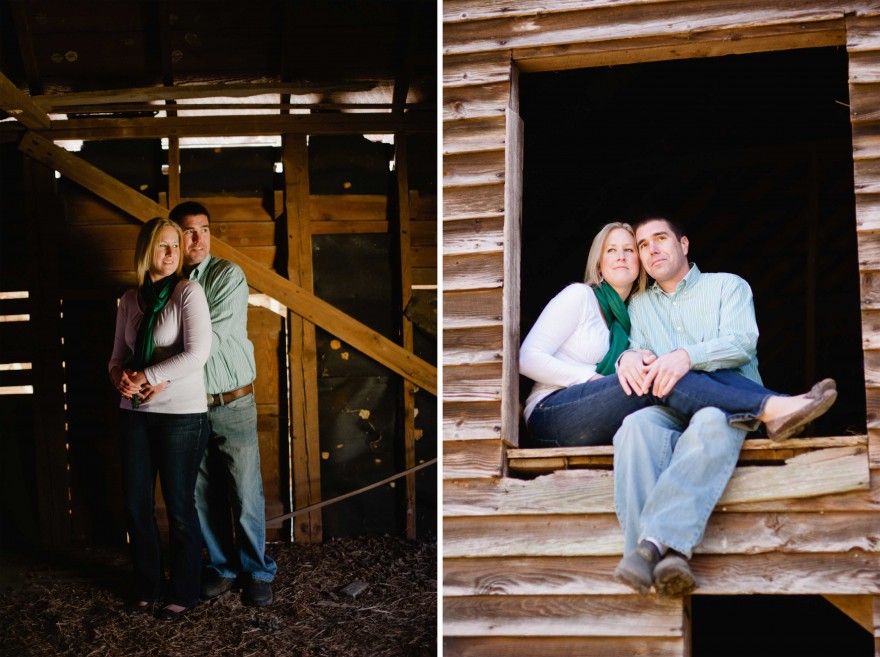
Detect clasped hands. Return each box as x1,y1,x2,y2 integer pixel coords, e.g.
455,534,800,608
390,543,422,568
618,348,691,398
112,368,168,403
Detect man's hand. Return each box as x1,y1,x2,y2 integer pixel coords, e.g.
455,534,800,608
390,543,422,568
617,350,657,396
139,380,169,403
645,349,691,397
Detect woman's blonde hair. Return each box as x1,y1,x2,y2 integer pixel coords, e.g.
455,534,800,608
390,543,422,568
583,222,646,295
134,217,183,287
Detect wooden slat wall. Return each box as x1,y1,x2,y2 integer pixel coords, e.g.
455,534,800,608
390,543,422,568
443,3,880,656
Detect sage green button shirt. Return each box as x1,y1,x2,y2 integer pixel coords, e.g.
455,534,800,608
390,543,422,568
188,254,257,394
626,264,763,385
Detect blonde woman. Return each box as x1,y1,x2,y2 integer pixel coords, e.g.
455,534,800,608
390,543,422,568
108,217,211,621
519,222,835,448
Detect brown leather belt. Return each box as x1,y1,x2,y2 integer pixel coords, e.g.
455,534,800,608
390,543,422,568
207,383,254,407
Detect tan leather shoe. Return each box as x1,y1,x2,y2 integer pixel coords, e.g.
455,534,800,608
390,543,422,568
765,389,837,442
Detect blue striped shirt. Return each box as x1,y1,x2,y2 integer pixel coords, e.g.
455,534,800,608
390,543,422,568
626,264,762,385
188,254,257,394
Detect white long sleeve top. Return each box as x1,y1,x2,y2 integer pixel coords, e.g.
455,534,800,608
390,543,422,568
108,280,212,414
519,283,610,420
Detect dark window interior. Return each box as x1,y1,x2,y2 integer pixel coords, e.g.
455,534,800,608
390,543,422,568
520,47,865,438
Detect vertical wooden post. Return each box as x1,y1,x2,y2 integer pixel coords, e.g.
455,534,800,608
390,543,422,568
167,136,180,209
283,134,322,543
24,157,70,549
395,135,417,539
502,64,524,456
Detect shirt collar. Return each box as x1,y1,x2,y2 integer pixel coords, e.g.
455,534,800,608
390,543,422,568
188,254,213,281
649,262,700,295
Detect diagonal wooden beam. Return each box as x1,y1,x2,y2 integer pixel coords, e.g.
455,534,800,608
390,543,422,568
0,71,50,130
18,131,437,395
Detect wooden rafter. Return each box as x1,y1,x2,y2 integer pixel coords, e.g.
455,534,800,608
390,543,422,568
17,132,437,395
0,71,50,130
30,83,384,111
42,111,433,141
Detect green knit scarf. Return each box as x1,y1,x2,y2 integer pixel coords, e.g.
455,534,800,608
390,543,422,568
592,281,631,376
132,273,180,371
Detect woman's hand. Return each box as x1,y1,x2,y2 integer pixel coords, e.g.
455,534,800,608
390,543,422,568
618,350,656,396
113,368,144,399
139,380,169,403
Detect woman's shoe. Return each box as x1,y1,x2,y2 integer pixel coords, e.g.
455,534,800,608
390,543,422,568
124,600,151,616
806,378,836,400
765,389,837,442
156,605,190,622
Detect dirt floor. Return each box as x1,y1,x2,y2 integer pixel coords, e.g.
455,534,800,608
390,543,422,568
0,536,437,657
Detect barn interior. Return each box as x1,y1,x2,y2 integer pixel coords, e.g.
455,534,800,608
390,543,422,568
520,45,870,657
0,0,438,560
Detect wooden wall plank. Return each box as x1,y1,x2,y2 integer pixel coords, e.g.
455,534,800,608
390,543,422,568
854,155,880,192
866,350,880,386
864,310,880,348
871,429,880,469
444,150,506,188
444,512,880,558
444,594,684,638
444,326,504,365
444,51,514,88
444,216,505,257
850,51,880,84
443,1,845,56
443,636,685,657
445,450,874,517
443,401,503,441
857,193,880,231
444,252,505,291
512,20,844,73
410,219,438,246
847,15,880,52
67,222,276,249
443,0,681,23
444,82,510,121
863,272,880,309
859,233,880,270
851,83,880,125
443,289,503,328
444,116,507,155
444,552,880,597
445,363,504,402
444,184,505,220
444,439,504,478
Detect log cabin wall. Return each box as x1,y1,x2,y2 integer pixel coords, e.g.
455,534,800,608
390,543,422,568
442,2,880,655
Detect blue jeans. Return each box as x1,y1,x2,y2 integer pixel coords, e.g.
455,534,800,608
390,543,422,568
526,369,773,447
119,410,208,607
613,406,746,557
195,393,277,582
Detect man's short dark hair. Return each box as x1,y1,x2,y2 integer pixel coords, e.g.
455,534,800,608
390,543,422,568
632,214,686,240
169,201,211,224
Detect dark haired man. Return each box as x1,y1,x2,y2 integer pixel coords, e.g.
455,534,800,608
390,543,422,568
169,201,277,606
612,216,836,596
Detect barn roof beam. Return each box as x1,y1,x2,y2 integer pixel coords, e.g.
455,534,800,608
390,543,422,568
0,71,51,130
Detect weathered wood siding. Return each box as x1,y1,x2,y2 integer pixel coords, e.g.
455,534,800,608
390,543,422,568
443,2,880,655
